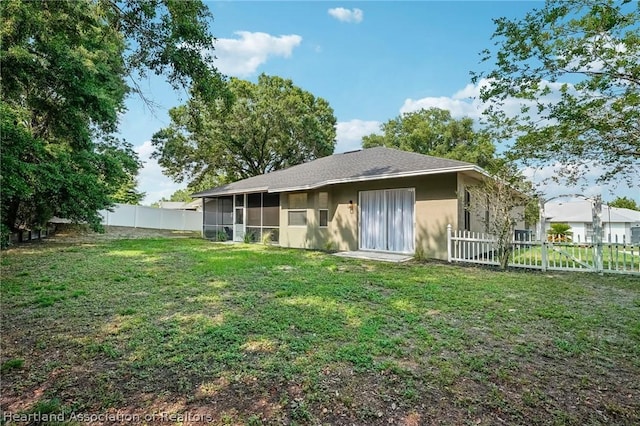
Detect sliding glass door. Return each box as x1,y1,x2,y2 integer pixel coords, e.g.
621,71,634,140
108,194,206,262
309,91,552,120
359,188,415,253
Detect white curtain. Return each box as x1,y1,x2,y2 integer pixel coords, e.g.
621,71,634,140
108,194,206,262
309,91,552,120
360,189,414,253
360,190,386,251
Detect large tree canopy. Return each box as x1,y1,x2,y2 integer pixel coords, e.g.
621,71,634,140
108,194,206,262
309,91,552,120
151,74,337,188
362,108,497,169
1,0,224,238
473,0,639,187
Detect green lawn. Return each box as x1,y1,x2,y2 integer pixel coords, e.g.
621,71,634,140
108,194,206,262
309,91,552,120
510,243,640,272
1,237,639,425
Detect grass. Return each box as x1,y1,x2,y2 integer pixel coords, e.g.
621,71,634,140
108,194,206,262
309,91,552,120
1,237,639,425
510,242,640,272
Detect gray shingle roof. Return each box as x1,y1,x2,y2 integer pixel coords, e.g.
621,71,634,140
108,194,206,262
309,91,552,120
192,147,483,197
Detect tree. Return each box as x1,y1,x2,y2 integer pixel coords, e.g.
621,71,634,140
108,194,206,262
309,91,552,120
362,108,497,169
110,175,146,205
547,223,573,242
474,0,640,187
608,196,640,211
151,74,337,187
1,0,224,239
150,188,194,207
466,163,536,269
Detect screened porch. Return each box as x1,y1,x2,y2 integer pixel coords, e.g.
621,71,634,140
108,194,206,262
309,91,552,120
203,193,280,243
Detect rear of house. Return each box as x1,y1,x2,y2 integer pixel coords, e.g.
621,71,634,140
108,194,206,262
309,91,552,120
193,147,493,260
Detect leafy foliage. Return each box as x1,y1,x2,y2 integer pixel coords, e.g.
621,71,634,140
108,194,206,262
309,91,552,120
0,0,224,236
466,163,536,269
106,0,227,103
474,0,640,187
547,223,573,242
608,196,640,211
150,188,194,207
152,74,337,187
362,108,497,169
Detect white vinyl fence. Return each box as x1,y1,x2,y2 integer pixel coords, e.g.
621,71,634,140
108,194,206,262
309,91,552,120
447,225,640,275
99,204,202,232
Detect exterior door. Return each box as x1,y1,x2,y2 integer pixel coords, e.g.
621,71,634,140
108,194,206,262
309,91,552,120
360,188,415,253
233,195,245,242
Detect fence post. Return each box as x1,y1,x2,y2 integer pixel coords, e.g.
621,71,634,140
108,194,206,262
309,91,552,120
447,224,452,263
593,195,604,273
538,198,547,271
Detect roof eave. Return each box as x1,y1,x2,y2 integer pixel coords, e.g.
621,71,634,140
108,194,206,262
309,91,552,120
192,186,269,198
270,165,484,193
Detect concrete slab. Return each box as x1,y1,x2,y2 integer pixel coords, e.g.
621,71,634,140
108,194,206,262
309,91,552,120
333,250,413,263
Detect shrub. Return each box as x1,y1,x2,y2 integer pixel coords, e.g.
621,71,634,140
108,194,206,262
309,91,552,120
547,223,572,242
262,231,273,245
244,231,256,244
0,223,11,249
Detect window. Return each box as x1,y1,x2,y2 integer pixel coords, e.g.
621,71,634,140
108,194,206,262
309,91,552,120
319,209,328,227
464,190,471,231
203,196,233,240
247,193,262,226
262,193,280,226
288,211,307,226
585,223,594,242
289,193,307,209
318,192,328,209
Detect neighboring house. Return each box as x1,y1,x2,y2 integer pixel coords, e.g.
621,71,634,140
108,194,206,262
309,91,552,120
192,147,502,260
158,200,202,211
544,200,640,244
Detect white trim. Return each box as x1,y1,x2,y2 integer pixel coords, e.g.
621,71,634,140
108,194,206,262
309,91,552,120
318,209,329,228
194,186,269,197
233,194,246,242
287,210,308,227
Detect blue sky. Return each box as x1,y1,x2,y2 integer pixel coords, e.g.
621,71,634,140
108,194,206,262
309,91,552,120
119,1,638,204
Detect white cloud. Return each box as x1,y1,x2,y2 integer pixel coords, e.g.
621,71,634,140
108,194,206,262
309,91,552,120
521,162,638,202
213,31,302,77
400,78,570,123
328,7,363,23
135,141,183,205
401,96,483,120
335,119,381,153
400,79,490,120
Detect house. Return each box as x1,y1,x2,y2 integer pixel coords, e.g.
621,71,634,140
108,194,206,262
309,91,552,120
544,200,640,244
192,147,498,260
158,200,202,211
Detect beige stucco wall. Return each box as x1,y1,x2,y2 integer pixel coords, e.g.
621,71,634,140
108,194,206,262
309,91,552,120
278,190,332,249
457,173,487,234
277,173,461,260
457,173,528,234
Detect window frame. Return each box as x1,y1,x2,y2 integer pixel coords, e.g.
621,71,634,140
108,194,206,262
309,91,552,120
288,210,308,227
319,209,329,227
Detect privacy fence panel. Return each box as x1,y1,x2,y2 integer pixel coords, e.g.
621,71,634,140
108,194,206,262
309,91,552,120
99,204,202,232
